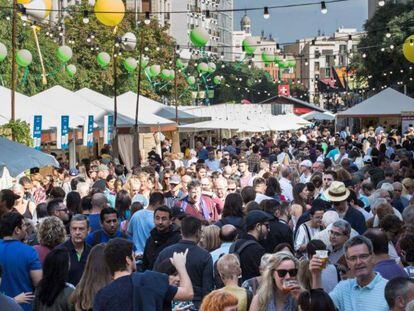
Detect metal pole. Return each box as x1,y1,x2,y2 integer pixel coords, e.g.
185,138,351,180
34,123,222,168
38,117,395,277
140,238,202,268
174,46,178,124
11,0,17,122
113,48,118,128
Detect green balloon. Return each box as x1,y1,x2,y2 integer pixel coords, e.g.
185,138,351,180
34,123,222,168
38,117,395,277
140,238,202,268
274,56,283,64
66,64,77,77
278,61,288,69
140,55,149,68
213,76,222,85
161,69,170,80
144,66,151,77
169,70,175,80
97,52,110,68
261,52,275,64
176,59,187,69
189,26,209,47
56,45,73,63
242,37,256,55
16,49,32,67
197,62,209,73
187,76,196,85
0,43,7,62
288,60,296,68
123,57,137,72
207,62,216,73
149,64,161,77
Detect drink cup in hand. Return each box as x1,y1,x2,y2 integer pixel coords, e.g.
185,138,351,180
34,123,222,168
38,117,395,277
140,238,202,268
315,250,328,269
282,279,299,294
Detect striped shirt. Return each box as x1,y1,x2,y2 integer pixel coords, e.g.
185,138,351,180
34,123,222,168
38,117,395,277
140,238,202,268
329,273,388,311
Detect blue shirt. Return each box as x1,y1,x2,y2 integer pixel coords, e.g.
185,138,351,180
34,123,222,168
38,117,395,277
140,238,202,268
374,259,408,280
86,230,128,246
0,239,42,311
127,209,154,254
198,148,209,161
88,214,101,232
210,242,232,263
329,273,388,311
104,189,116,209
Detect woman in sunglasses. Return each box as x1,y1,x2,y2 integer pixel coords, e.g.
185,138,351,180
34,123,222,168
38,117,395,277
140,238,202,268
249,252,302,311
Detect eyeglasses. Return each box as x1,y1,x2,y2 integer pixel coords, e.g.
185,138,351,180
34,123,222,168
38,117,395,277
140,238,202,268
329,230,345,237
227,187,237,192
347,253,371,262
323,178,333,181
56,208,69,212
276,268,298,278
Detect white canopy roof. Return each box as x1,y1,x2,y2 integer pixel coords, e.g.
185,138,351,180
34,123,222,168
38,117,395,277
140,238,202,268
180,103,272,120
337,88,414,117
0,86,85,129
179,119,239,132
116,92,176,126
301,111,335,121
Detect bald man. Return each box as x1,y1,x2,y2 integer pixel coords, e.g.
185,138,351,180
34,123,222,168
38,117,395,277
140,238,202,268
88,193,109,232
210,224,238,263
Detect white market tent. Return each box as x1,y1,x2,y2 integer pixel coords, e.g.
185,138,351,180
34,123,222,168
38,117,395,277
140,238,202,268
179,119,240,132
116,91,177,126
336,88,414,117
180,103,272,120
0,86,85,129
302,111,335,121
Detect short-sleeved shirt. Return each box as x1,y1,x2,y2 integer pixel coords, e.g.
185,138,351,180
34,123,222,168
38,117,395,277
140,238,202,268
127,209,154,254
0,239,42,311
329,273,388,311
88,214,101,232
374,259,408,280
93,274,177,311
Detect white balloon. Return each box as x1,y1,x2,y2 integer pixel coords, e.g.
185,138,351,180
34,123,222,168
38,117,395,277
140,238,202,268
24,0,49,20
121,32,136,51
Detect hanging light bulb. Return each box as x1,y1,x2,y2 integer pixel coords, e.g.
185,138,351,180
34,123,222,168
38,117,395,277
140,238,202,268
321,1,328,14
362,53,367,58
378,0,385,7
263,7,270,19
220,51,224,59
144,12,151,25
385,28,391,38
83,10,89,24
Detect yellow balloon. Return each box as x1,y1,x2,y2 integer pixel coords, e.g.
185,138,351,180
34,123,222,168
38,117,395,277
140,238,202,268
94,0,125,27
43,0,52,18
17,0,31,4
403,35,414,63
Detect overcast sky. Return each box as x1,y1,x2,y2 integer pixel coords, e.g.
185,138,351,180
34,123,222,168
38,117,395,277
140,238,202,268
233,0,368,44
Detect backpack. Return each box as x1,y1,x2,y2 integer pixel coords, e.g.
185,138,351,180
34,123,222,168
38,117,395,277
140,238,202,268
213,240,257,289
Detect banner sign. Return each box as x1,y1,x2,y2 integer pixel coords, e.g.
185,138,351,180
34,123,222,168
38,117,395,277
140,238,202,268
57,115,69,150
104,115,113,145
278,84,290,96
32,115,42,150
83,115,94,147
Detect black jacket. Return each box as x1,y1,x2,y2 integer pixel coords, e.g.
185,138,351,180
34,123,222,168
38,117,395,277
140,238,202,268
263,213,294,253
56,239,91,286
154,240,214,309
232,234,265,282
142,225,181,271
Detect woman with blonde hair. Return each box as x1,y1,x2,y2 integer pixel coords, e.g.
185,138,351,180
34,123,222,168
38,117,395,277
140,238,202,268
34,216,67,264
71,244,112,311
402,178,414,201
199,290,238,311
123,176,141,198
249,252,302,311
12,183,37,219
199,225,221,252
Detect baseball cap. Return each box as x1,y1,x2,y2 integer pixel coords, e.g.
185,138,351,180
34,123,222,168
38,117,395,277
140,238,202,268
171,207,187,220
169,175,181,185
300,160,312,168
245,210,271,229
69,168,79,177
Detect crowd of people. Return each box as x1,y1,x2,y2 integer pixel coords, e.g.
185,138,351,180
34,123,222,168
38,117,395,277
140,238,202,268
1,123,414,311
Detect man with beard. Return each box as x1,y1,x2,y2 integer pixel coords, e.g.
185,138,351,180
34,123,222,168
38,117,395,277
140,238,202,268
46,198,71,231
231,210,270,282
142,206,181,271
175,180,219,222
86,208,128,246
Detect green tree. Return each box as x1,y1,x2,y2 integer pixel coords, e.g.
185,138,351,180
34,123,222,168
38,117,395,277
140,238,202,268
353,1,414,94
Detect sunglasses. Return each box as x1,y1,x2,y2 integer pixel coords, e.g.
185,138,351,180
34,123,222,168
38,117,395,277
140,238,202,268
276,268,298,278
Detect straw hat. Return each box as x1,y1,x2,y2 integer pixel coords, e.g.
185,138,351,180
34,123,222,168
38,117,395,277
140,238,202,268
324,181,350,202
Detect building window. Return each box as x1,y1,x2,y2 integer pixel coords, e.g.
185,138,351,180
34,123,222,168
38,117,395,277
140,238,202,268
339,44,347,55
325,68,331,77
315,62,320,71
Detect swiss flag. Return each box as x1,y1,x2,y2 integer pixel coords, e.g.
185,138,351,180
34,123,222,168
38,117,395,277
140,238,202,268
278,84,290,97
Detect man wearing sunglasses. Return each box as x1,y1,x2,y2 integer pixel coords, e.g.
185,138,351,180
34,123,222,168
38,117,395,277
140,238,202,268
310,235,389,311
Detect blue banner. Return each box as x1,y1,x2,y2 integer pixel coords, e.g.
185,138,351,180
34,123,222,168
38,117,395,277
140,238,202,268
87,115,94,147
104,115,114,145
61,115,69,150
33,115,42,150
